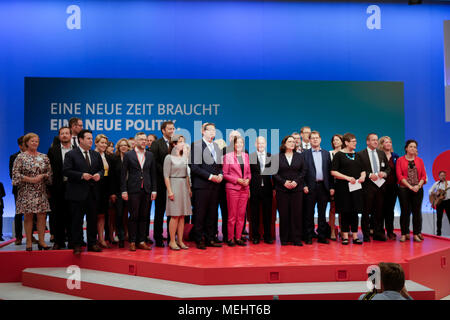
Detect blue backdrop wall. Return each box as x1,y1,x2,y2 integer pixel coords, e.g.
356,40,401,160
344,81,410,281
1,0,449,217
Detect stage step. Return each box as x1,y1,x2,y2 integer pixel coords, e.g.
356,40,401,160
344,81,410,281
0,282,89,300
21,267,435,300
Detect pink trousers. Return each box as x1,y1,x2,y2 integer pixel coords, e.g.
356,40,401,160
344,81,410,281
226,188,249,241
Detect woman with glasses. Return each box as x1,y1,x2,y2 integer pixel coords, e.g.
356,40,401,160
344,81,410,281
396,140,427,242
331,133,365,245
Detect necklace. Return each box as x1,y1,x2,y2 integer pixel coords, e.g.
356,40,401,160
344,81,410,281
345,153,355,160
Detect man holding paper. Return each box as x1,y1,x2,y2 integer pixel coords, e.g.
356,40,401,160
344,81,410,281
331,133,366,245
358,134,390,242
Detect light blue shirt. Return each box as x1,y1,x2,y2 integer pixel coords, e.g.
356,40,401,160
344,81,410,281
312,148,323,181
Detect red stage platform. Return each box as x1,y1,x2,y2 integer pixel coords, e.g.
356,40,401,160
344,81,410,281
0,230,449,300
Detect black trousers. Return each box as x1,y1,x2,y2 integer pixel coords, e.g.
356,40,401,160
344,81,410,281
362,183,385,237
50,184,72,246
0,207,3,237
276,191,303,243
383,183,398,235
250,191,272,241
436,199,450,234
128,190,151,244
114,196,126,241
341,211,359,233
154,184,168,241
398,187,423,235
305,183,329,240
193,186,220,243
217,183,228,241
70,189,98,247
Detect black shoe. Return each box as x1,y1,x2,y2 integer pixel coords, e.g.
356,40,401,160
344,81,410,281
235,239,247,246
73,246,82,255
81,241,87,247
38,244,51,250
373,234,387,242
252,239,260,245
206,241,222,247
293,242,303,246
353,238,363,245
214,236,223,244
281,241,289,246
87,245,103,252
52,243,63,250
437,231,442,236
363,235,371,242
264,239,274,244
227,240,236,247
242,230,249,235
196,242,206,250
0,236,4,241
145,238,154,245
305,239,313,245
318,238,330,244
119,240,125,248
155,240,165,248
342,239,349,245
312,232,318,239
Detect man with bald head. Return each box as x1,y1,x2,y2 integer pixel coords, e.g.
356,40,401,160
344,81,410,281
249,136,275,244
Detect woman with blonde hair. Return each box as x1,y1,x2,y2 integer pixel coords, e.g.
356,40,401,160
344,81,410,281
12,133,53,251
378,136,400,240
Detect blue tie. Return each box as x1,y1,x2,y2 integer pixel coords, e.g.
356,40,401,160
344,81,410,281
209,143,216,162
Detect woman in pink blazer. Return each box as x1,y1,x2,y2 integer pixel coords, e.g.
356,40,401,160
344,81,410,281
223,136,251,246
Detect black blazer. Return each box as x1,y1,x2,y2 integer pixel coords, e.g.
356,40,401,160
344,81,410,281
121,149,157,195
110,154,124,196
189,139,223,190
149,137,169,187
9,151,20,196
0,182,5,210
249,151,274,196
47,144,66,193
273,152,307,193
358,148,391,189
303,148,334,192
63,147,104,202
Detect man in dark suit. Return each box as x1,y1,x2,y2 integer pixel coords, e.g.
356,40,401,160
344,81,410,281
149,121,174,247
358,133,390,242
48,126,73,249
303,131,334,244
63,129,104,254
189,123,223,249
249,136,275,244
122,132,157,251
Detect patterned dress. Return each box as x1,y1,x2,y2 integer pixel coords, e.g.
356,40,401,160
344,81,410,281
12,152,53,214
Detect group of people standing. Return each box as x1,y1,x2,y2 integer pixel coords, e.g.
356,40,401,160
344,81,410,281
7,117,446,254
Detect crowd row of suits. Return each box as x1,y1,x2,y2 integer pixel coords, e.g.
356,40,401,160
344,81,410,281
8,135,397,248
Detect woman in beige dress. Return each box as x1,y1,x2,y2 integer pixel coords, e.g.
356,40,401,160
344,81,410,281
164,135,192,250
12,133,53,251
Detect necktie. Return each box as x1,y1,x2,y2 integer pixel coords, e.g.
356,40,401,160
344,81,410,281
84,151,91,168
72,137,77,148
209,143,216,162
371,150,379,173
258,153,264,173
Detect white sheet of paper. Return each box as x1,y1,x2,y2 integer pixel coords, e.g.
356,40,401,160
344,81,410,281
373,178,385,188
348,181,362,192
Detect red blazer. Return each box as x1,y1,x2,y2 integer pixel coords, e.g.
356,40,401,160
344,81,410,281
396,156,427,186
223,152,251,191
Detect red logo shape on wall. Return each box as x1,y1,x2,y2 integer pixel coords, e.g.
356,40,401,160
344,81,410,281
432,150,450,181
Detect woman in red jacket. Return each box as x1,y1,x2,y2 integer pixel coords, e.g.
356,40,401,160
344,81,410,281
396,139,427,242
223,136,251,246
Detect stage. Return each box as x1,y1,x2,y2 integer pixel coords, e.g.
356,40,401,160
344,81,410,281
0,227,449,300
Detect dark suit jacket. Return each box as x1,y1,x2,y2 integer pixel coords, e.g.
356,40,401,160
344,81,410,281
189,139,223,190
63,147,104,202
249,151,274,196
0,182,5,210
273,152,307,193
303,148,334,192
111,154,124,196
9,151,20,196
121,149,157,195
149,137,169,189
358,148,391,189
47,144,66,193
